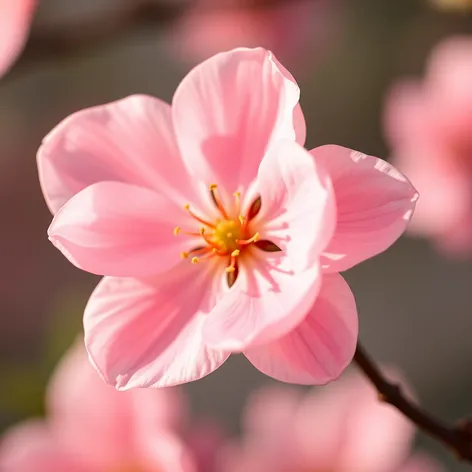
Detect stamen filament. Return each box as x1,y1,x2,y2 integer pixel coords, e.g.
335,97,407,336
226,249,240,273
233,191,241,216
184,204,215,228
189,247,219,265
199,227,223,252
209,184,230,220
175,228,202,237
237,232,260,245
238,215,247,232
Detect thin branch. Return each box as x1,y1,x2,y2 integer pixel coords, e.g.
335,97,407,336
5,0,313,82
354,342,472,463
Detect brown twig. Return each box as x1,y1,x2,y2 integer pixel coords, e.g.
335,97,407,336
4,0,313,82
354,342,472,464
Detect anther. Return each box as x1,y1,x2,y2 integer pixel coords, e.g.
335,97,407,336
191,257,199,264
231,250,240,257
226,266,235,273
180,251,189,259
174,227,181,235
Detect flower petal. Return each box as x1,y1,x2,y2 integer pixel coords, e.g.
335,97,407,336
48,181,191,277
46,339,185,470
335,371,416,472
0,0,36,78
244,273,357,384
256,140,335,272
137,431,195,472
0,421,82,472
172,47,304,192
312,145,418,272
203,254,321,351
38,94,193,214
84,267,229,390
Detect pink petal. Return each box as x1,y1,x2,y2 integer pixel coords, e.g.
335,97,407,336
241,386,304,463
334,371,416,472
84,268,229,390
137,431,195,472
0,0,36,78
48,181,192,277
172,47,304,192
244,273,357,384
0,421,83,472
256,140,335,271
203,255,321,351
384,80,432,147
38,94,193,214
312,145,418,272
46,339,185,470
427,36,472,124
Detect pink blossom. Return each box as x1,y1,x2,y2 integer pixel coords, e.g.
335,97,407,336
219,372,443,472
38,48,417,389
0,0,36,78
170,0,336,69
385,36,472,255
0,339,193,472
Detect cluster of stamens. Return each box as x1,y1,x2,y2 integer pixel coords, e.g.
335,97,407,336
174,184,262,283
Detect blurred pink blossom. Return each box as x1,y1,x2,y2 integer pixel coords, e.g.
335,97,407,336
170,0,338,69
219,372,443,472
0,340,193,472
38,48,417,390
0,0,36,78
385,36,472,255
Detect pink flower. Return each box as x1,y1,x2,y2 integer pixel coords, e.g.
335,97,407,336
0,0,36,78
38,48,417,389
170,0,336,69
219,372,443,472
0,340,193,472
385,36,472,255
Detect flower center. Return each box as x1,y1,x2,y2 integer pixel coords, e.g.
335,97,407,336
212,219,243,253
174,184,268,285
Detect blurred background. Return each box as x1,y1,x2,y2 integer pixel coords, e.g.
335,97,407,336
1,0,472,470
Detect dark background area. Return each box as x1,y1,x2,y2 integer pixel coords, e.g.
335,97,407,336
1,1,472,470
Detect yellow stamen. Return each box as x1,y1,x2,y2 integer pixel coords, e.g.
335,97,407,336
180,251,189,259
237,232,260,245
209,184,230,220
225,249,240,273
174,226,181,235
184,204,215,228
191,257,199,264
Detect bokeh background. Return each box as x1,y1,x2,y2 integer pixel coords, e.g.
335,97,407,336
1,0,472,470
